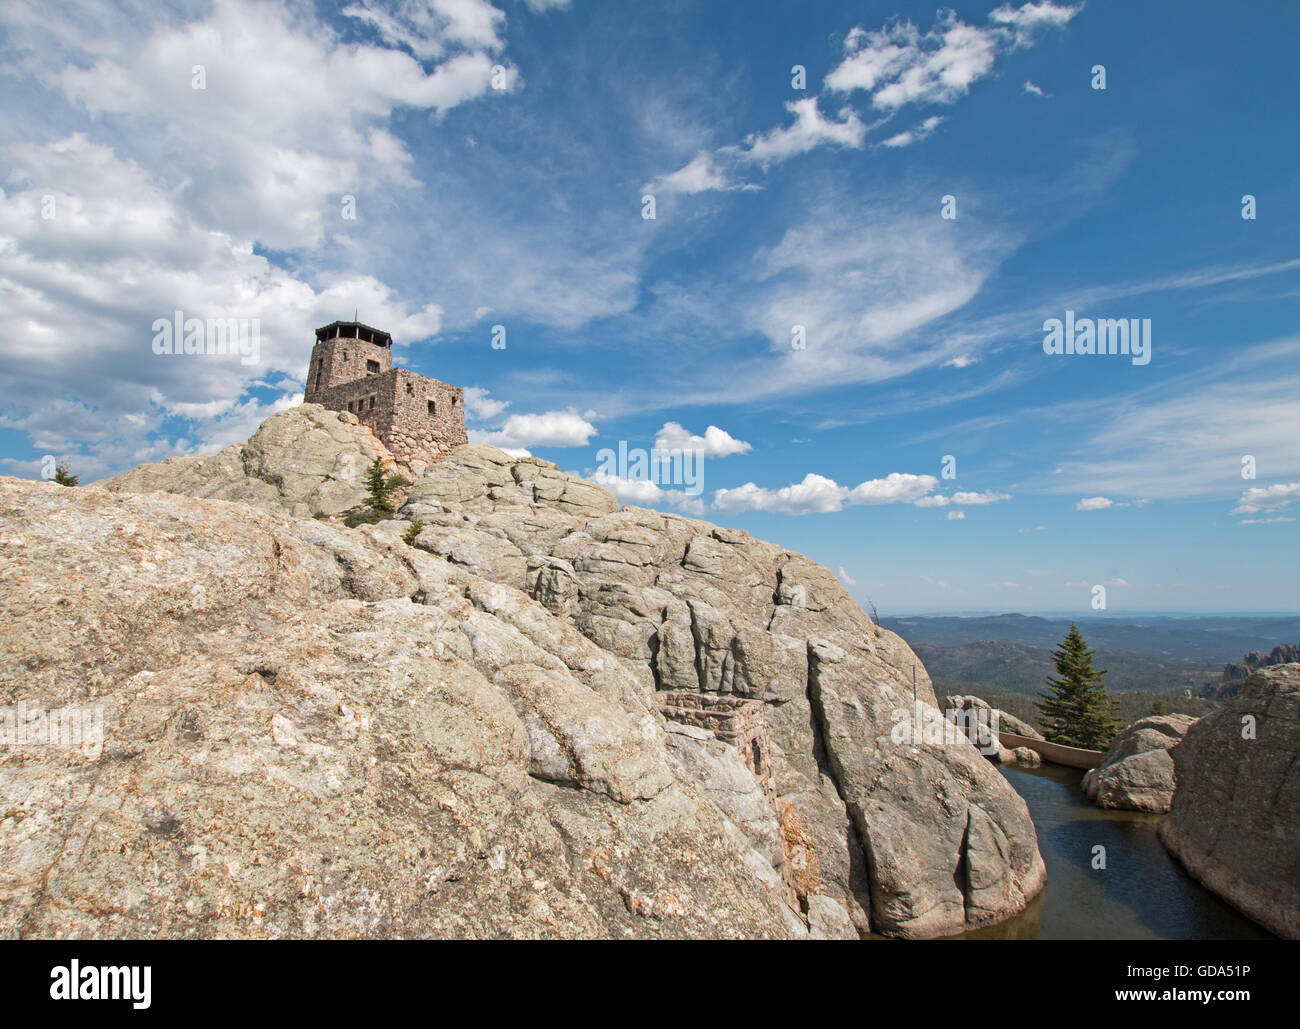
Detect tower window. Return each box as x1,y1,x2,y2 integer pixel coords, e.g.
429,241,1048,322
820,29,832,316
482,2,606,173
427,400,436,416
369,396,376,409
366,360,379,374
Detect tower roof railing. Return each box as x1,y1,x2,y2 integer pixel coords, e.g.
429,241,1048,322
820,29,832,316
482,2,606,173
315,321,392,347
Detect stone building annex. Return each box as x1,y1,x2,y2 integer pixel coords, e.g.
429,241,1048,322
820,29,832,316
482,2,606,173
304,320,468,475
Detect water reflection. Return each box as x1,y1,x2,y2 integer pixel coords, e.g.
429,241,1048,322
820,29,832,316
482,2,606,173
961,763,1272,939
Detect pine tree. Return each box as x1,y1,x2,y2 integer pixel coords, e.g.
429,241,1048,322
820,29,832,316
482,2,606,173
365,458,395,514
1035,623,1121,749
53,464,79,486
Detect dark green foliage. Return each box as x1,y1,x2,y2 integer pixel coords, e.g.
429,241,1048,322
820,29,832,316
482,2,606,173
402,520,424,546
344,458,408,527
365,458,397,514
1149,697,1167,716
931,682,1211,734
1035,623,1122,749
53,464,79,486
343,508,389,528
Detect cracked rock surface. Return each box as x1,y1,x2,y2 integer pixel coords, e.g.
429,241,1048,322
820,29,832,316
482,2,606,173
1082,714,1195,813
1159,666,1300,938
2,406,1044,938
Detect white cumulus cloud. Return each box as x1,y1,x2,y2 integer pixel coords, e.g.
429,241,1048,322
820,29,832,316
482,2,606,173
849,472,939,505
713,473,848,516
653,422,752,457
712,470,938,515
461,386,510,421
587,468,707,515
472,409,596,448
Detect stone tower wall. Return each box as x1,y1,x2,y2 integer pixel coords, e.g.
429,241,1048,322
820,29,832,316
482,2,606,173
304,337,393,401
312,368,468,477
384,369,468,475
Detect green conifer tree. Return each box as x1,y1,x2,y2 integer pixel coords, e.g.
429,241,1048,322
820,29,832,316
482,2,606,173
53,464,79,486
365,458,395,514
1035,623,1122,749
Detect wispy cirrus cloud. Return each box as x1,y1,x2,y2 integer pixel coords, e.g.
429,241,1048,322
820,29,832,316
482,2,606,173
645,97,869,193
915,490,1012,507
881,115,945,148
648,1,1081,194
1231,482,1300,516
340,0,509,60
1044,338,1300,504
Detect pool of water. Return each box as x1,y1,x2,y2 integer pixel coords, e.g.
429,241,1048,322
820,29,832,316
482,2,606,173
960,763,1273,939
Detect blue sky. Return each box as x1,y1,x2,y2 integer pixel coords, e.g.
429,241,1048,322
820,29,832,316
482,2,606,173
1,0,1297,614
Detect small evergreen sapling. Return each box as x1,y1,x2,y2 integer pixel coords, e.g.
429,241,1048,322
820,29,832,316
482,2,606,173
344,459,406,527
365,458,397,514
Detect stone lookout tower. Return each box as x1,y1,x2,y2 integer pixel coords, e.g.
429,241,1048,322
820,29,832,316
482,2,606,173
304,320,468,475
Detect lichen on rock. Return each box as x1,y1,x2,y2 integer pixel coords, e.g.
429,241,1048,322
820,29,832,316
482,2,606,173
1,405,1047,939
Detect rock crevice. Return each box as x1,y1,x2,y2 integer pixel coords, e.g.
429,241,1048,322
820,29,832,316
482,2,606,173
1,407,1053,939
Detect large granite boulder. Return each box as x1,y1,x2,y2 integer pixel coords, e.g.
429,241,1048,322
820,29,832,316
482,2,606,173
400,448,1046,937
945,695,1044,741
99,404,396,517
943,695,1044,768
404,444,618,520
1081,714,1196,813
1159,666,1300,938
0,479,792,939
28,405,1047,939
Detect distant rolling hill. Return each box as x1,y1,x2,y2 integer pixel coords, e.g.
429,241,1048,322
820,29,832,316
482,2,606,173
905,639,1216,696
883,613,1300,701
